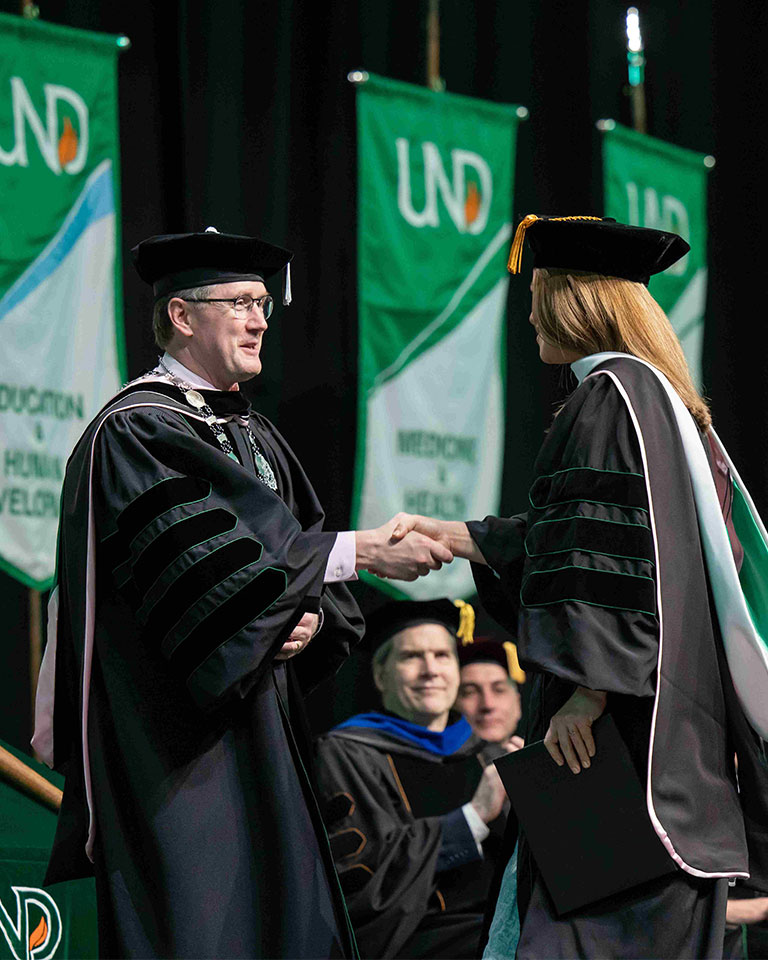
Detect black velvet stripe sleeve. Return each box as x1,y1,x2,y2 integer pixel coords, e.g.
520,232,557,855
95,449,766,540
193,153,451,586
522,500,656,616
529,466,648,511
522,385,657,619
513,373,661,696
520,559,656,616
93,405,337,709
524,506,653,564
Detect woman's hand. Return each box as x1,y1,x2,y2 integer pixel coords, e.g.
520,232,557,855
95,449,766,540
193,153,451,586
544,686,607,774
389,514,486,564
390,513,453,548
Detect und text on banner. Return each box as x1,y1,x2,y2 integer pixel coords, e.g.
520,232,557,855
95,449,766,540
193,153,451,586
353,74,522,600
601,121,713,387
0,14,127,588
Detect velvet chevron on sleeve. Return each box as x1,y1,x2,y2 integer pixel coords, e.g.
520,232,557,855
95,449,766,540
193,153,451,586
92,403,337,708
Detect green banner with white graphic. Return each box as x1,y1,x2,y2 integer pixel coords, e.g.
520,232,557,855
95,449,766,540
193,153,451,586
353,73,521,599
0,739,97,959
0,13,127,589
601,122,713,386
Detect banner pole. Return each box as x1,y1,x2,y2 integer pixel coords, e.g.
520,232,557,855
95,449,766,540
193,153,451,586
626,7,647,133
0,743,62,812
426,0,444,92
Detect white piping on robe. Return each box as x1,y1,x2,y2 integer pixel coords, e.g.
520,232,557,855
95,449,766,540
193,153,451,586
31,396,260,861
572,351,756,879
31,587,59,765
573,352,768,737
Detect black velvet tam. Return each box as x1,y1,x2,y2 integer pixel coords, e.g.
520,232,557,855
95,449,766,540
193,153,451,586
457,637,510,672
366,598,461,650
510,215,690,284
131,228,293,298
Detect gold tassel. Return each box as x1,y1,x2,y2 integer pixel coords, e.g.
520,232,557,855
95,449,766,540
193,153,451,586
503,641,526,684
453,599,475,646
549,216,602,222
507,214,539,274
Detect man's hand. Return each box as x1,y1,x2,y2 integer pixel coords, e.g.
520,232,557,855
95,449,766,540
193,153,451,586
544,686,607,774
470,764,507,824
388,513,486,564
726,896,768,925
274,612,319,661
355,517,453,581
502,734,525,753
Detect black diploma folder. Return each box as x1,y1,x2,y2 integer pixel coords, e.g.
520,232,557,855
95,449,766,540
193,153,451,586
494,714,676,915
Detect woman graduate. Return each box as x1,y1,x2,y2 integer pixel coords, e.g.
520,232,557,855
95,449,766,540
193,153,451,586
390,215,768,959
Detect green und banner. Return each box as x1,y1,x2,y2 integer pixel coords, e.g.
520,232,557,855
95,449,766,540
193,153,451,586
353,73,521,600
0,14,127,589
0,740,97,959
601,122,713,386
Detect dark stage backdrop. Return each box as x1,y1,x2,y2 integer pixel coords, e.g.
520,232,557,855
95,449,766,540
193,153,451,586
0,0,764,746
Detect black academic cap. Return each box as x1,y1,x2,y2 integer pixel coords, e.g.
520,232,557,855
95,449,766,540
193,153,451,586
131,227,294,301
506,214,689,285
457,636,526,684
366,598,475,650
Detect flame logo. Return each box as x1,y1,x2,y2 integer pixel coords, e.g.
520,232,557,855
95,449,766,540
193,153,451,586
465,181,481,226
29,915,48,952
58,116,78,169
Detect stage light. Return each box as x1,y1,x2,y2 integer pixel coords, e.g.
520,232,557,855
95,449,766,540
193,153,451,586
626,8,643,54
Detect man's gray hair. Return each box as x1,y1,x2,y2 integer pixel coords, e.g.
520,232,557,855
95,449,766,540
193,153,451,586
371,637,395,676
152,285,210,349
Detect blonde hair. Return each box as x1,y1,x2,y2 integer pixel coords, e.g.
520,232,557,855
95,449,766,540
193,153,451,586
532,268,711,431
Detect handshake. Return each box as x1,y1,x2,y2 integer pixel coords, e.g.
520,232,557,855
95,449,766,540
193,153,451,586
354,514,483,582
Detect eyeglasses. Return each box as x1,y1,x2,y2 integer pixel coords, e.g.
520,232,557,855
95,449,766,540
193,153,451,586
183,294,274,319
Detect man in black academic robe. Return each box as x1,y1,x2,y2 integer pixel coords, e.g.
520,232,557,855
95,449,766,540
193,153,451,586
32,229,451,959
315,599,510,959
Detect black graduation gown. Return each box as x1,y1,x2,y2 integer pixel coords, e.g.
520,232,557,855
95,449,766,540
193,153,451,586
42,380,365,959
467,357,768,959
315,719,507,960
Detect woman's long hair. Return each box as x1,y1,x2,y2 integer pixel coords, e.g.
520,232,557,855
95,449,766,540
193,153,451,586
532,267,711,431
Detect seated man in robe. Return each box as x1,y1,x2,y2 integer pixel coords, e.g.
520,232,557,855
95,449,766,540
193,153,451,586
315,599,509,960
